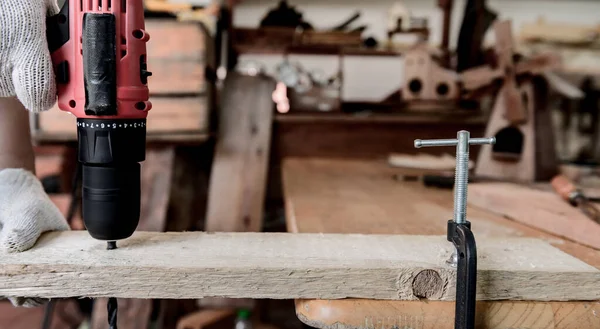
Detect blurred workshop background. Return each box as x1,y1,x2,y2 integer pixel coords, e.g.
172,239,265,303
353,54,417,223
6,0,600,328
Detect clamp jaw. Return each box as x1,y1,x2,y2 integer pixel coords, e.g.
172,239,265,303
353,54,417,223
414,131,495,329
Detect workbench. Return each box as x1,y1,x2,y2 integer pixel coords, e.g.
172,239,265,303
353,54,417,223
281,157,600,329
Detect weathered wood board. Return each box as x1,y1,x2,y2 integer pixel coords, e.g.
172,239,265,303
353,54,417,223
205,73,275,232
0,231,599,301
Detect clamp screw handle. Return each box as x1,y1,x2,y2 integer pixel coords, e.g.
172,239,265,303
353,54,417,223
414,131,495,224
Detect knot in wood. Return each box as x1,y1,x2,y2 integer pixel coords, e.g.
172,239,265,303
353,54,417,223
412,269,443,299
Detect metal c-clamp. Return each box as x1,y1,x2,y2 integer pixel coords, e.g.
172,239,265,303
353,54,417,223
414,130,495,329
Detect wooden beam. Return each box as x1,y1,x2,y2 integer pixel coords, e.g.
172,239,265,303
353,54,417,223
0,231,599,301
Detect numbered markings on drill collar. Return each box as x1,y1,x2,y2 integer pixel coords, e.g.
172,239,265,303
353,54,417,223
76,122,146,129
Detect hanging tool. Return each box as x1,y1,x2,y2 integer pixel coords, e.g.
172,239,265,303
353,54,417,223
551,175,600,224
414,131,496,329
47,0,152,327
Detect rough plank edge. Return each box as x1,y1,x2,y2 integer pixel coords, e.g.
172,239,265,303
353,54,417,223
0,231,598,302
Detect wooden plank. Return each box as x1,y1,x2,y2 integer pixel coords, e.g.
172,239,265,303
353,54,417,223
91,147,175,329
35,97,208,141
296,299,600,329
205,73,275,232
469,182,600,250
0,231,599,301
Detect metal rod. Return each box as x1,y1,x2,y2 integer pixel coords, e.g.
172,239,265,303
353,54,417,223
454,131,470,224
414,139,457,148
468,137,496,145
414,137,495,148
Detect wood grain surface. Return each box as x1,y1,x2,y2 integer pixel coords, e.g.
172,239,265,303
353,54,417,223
205,73,275,232
281,158,600,267
0,231,598,301
144,19,206,95
296,299,600,329
281,158,600,329
274,113,486,159
469,182,600,250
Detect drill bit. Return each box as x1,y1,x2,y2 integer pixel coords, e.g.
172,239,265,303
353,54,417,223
107,242,118,328
107,297,118,329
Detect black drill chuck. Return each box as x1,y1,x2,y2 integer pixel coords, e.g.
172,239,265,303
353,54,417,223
77,118,146,241
82,164,140,240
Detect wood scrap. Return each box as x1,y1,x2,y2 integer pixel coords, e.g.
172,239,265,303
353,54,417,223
469,182,600,250
0,231,599,302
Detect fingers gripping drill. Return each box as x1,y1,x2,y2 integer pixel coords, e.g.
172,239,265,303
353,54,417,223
47,1,152,327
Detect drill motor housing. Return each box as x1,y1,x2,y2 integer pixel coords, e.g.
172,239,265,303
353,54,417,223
47,0,152,241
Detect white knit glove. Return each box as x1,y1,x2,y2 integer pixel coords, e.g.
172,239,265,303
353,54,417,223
0,0,59,112
0,168,70,307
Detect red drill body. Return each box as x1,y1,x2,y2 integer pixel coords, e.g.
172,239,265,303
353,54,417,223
47,0,152,241
50,0,152,118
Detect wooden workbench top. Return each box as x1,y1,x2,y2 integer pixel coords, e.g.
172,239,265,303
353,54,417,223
281,157,600,329
281,157,600,268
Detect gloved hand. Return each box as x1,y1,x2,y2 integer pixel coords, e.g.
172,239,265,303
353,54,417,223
0,169,70,307
0,0,68,308
0,0,59,112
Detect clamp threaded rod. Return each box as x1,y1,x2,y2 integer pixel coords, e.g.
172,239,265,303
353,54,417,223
414,131,495,224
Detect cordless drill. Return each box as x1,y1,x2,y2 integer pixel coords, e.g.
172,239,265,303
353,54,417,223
47,0,152,244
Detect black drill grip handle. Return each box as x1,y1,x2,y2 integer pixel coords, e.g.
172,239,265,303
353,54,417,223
82,13,117,116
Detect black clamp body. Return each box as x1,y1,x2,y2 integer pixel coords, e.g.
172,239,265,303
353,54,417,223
447,220,477,329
